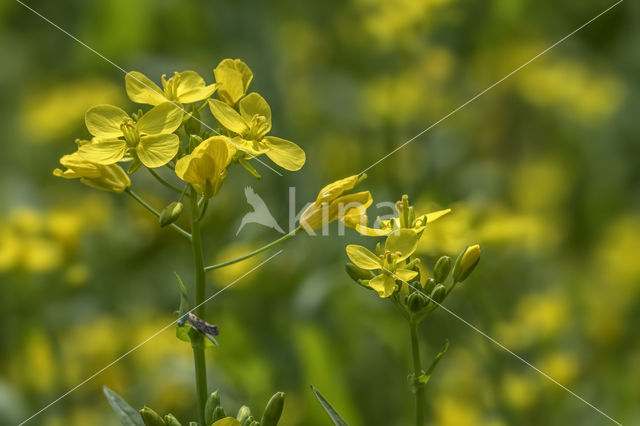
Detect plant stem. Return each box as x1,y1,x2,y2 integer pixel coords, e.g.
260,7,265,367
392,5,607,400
147,167,183,193
410,321,425,426
125,189,192,240
203,226,301,271
189,187,208,425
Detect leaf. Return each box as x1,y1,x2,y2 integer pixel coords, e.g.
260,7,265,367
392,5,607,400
103,386,144,426
310,385,349,426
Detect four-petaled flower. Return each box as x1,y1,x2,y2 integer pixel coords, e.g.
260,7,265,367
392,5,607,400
345,207,451,236
125,70,217,106
299,175,372,232
54,150,130,193
175,136,235,197
209,93,306,171
77,103,183,168
346,229,420,297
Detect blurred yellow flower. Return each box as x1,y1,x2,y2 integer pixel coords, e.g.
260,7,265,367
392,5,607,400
125,70,217,105
78,102,183,168
501,373,537,410
539,352,579,385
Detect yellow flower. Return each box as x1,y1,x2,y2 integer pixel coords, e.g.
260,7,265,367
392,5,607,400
214,58,253,106
54,151,131,193
299,175,372,232
77,103,183,168
175,136,235,196
346,229,419,297
125,70,217,105
208,92,305,171
347,207,451,237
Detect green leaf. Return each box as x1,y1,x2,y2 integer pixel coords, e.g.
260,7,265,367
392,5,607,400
310,385,348,426
103,386,144,426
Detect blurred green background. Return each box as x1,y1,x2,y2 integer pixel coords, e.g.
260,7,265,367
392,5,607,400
1,0,639,425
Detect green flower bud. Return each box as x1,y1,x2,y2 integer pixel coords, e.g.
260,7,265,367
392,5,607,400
139,407,166,426
163,413,182,426
242,416,256,426
260,392,285,426
433,256,451,283
159,201,184,227
430,284,446,304
212,406,226,422
424,278,437,293
407,291,428,313
204,391,220,425
236,406,251,423
184,105,201,136
452,244,481,282
345,263,375,283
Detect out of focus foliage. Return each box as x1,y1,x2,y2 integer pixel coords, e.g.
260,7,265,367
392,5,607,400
1,0,638,425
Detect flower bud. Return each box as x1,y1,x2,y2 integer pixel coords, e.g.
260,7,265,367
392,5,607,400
260,392,285,426
204,391,221,425
184,105,201,136
424,278,437,293
212,406,226,422
433,256,451,283
139,407,166,426
159,201,184,227
452,244,481,282
163,413,182,426
430,284,446,304
407,291,428,313
236,406,251,423
345,263,375,283
243,416,257,426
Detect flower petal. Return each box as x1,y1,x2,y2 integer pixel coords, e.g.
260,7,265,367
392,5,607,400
208,99,249,135
385,228,419,261
395,268,418,282
137,134,179,168
125,71,166,105
262,136,305,171
346,244,381,270
316,175,358,204
175,150,214,185
77,138,128,164
137,102,184,135
85,105,128,137
214,58,253,105
368,274,396,298
176,71,217,103
239,92,271,131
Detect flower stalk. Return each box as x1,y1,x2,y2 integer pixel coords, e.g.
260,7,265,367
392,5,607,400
410,320,425,426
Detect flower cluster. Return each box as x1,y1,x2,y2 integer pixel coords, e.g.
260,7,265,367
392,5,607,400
54,59,306,194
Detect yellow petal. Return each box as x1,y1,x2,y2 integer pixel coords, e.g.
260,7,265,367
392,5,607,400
137,102,184,135
195,136,233,169
354,224,390,237
345,244,381,270
239,92,271,131
212,417,242,426
233,137,269,156
85,105,128,137
385,228,419,261
263,136,305,171
214,58,253,105
316,175,359,204
395,268,418,282
54,152,102,178
368,274,396,298
208,99,249,135
414,208,452,231
175,150,214,185
136,134,180,168
125,71,166,105
77,138,128,164
175,71,217,103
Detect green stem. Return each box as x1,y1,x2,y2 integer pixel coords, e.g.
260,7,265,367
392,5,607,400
147,167,182,193
204,226,301,271
410,321,424,426
125,189,192,240
189,187,208,425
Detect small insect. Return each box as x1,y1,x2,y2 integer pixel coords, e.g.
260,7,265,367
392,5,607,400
178,312,219,346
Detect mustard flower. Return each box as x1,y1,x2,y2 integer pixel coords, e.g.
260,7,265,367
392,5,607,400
299,175,372,232
208,93,305,171
125,70,217,106
213,58,253,106
78,103,183,168
346,229,420,297
54,151,130,193
175,136,235,197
